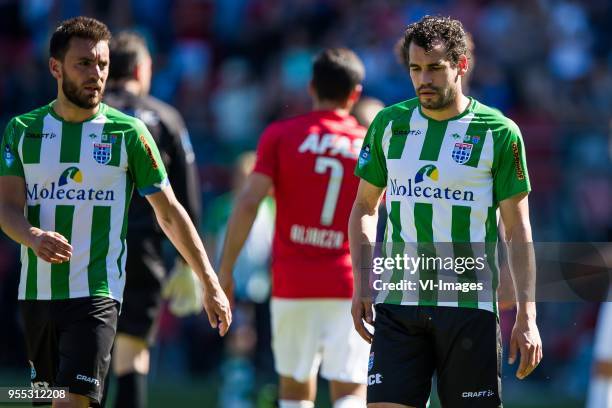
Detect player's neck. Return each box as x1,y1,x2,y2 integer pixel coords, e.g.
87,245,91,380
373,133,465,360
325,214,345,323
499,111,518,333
111,79,143,96
312,99,350,115
53,92,100,123
420,94,470,121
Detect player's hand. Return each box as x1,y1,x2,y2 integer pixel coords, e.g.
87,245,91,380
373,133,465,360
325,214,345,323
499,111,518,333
162,259,204,317
30,228,72,264
202,278,232,337
218,268,235,308
509,316,542,379
351,296,374,344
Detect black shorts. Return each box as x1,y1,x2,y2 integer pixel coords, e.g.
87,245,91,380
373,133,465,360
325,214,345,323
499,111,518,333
19,296,119,406
368,304,502,408
117,237,166,343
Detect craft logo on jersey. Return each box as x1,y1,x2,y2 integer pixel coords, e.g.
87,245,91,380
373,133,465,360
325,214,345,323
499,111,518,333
93,142,112,164
25,132,56,139
368,352,375,371
452,142,473,164
393,129,422,137
58,167,83,186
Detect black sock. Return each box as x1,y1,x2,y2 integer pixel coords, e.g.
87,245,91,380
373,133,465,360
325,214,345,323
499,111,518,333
114,372,147,408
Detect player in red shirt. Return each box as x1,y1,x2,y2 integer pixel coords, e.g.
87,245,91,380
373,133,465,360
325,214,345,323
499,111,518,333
219,48,369,408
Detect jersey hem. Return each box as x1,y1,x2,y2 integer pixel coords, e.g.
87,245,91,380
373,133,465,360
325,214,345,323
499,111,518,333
354,171,386,188
496,186,531,204
271,294,353,299
253,168,274,180
18,291,122,303
374,301,498,314
137,177,170,196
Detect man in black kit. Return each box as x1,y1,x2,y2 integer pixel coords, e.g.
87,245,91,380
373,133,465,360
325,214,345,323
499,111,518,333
103,31,203,408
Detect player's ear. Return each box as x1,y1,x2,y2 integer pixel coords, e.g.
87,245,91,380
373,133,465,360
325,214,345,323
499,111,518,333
133,64,141,81
349,84,363,104
49,57,62,81
308,80,316,98
457,54,469,77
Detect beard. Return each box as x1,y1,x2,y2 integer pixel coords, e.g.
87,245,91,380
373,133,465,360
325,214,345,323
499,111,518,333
417,84,456,110
62,69,104,109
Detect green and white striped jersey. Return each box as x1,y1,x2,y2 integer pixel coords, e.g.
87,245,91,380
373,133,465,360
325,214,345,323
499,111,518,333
355,97,530,313
0,102,168,302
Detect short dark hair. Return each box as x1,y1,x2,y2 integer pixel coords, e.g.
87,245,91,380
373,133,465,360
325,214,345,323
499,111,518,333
50,16,111,61
399,15,468,67
109,32,150,80
311,48,365,103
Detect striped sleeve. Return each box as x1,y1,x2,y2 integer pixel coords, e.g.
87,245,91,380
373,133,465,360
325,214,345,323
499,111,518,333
0,119,24,177
492,121,530,203
126,119,169,196
354,112,387,187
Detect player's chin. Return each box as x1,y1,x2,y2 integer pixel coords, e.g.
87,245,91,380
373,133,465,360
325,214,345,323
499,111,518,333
80,96,101,109
418,95,438,107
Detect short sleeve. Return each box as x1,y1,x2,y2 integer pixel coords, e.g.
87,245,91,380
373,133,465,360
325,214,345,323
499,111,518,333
253,124,279,180
493,123,530,203
126,119,169,196
0,119,24,178
354,112,387,187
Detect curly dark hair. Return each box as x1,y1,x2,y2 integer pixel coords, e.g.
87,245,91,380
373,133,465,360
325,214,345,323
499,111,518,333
50,16,111,61
397,15,468,68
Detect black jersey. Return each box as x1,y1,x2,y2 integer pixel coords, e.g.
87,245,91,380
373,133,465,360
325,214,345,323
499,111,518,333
104,89,201,284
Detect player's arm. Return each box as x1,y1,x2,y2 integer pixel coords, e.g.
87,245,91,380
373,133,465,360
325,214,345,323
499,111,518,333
0,176,72,263
146,185,231,335
349,179,385,344
0,120,71,263
499,193,542,379
496,218,516,311
158,115,205,317
218,172,272,303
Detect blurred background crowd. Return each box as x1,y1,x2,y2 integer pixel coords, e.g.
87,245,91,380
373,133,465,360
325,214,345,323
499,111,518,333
0,0,610,406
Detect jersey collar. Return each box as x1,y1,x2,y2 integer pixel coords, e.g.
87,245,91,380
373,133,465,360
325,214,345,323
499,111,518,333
418,96,476,123
47,100,107,123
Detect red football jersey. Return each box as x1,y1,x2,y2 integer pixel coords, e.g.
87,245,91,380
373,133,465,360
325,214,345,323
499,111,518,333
254,110,366,298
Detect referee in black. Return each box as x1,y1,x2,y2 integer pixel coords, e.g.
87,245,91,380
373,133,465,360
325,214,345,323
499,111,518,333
103,31,203,408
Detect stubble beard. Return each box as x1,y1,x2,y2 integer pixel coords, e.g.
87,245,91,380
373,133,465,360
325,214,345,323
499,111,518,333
419,85,456,110
61,69,103,110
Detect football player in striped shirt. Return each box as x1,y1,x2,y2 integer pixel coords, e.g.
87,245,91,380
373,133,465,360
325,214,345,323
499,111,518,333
0,17,230,408
349,16,542,408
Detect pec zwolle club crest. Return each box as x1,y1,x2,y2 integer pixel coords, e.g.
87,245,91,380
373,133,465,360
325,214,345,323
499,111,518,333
93,143,112,164
451,142,473,164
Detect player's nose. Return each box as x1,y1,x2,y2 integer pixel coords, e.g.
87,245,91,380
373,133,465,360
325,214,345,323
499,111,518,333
88,64,103,81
